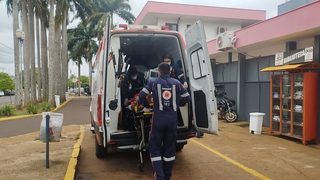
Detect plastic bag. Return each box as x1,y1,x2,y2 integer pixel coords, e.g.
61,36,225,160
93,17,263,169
39,112,64,142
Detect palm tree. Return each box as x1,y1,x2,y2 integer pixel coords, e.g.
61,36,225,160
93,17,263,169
35,16,41,100
67,24,98,96
21,0,31,104
28,0,37,101
84,39,99,92
87,0,135,31
2,0,22,106
48,0,55,103
35,0,49,100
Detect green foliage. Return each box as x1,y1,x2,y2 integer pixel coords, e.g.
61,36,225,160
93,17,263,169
0,72,14,91
26,101,54,114
0,72,11,80
80,75,89,87
26,103,39,114
0,104,15,116
39,101,53,112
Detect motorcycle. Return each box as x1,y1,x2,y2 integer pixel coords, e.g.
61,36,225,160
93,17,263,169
217,92,238,123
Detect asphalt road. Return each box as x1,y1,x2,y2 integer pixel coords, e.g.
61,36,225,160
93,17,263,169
0,98,90,138
76,126,257,180
0,96,15,106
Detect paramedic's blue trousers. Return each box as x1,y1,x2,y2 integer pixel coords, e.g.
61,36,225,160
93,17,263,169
149,127,177,180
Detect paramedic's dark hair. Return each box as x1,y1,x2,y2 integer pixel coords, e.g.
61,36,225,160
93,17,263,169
158,62,170,75
128,66,137,75
162,52,174,62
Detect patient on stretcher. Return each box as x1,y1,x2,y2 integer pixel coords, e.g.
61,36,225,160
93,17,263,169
125,93,153,113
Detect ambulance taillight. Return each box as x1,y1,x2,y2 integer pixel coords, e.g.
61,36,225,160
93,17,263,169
97,94,102,126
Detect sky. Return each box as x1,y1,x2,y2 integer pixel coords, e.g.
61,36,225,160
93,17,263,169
0,0,286,77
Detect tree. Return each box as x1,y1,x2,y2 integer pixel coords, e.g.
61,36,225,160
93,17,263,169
35,0,49,99
87,0,135,31
28,0,37,101
0,73,14,91
0,79,15,91
1,0,21,106
67,24,98,96
48,0,56,103
80,75,89,87
21,0,31,104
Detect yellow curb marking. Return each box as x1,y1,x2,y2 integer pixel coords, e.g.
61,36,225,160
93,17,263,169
64,125,85,180
190,139,271,180
0,98,73,122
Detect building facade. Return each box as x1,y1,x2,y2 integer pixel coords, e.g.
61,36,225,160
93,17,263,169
278,0,317,15
133,1,320,142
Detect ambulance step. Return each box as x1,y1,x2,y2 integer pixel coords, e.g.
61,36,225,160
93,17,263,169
111,131,138,139
117,144,140,152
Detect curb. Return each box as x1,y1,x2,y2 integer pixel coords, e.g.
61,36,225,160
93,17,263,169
64,125,85,180
0,98,73,122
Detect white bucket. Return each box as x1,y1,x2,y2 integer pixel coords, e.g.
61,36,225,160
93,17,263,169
65,92,69,101
249,112,265,135
39,112,64,142
55,95,60,107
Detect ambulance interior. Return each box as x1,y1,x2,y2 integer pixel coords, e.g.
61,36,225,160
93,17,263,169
108,33,190,133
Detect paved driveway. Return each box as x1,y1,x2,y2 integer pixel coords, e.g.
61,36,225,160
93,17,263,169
0,98,90,138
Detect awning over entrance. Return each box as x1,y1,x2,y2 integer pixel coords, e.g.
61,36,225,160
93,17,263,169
261,63,320,72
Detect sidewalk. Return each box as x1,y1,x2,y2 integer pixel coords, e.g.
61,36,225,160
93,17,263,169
0,97,90,138
77,119,320,180
196,120,320,180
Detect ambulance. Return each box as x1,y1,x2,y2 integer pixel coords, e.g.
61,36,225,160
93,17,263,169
89,16,218,160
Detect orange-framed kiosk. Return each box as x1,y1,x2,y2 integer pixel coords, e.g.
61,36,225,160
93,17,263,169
261,63,320,145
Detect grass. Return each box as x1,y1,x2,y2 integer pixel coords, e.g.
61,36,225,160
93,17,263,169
0,99,60,118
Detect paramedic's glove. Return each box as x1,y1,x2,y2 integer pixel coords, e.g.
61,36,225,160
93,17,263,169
183,82,188,89
142,107,151,113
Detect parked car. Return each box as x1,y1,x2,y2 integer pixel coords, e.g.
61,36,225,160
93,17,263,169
0,91,4,97
4,90,15,96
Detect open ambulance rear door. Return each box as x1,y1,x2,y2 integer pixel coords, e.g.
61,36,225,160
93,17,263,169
184,20,218,135
101,15,112,147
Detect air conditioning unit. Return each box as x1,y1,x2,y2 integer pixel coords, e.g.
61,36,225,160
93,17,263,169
216,27,227,35
216,31,234,51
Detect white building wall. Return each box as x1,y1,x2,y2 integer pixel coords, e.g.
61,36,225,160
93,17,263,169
157,17,242,42
213,37,315,63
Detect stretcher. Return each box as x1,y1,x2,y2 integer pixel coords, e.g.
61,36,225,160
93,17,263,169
132,104,153,172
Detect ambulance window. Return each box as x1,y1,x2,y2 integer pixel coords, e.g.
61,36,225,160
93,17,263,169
190,49,207,79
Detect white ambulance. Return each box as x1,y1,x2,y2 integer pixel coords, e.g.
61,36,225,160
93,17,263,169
89,16,218,165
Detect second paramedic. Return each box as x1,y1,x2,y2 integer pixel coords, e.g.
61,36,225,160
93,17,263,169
127,66,145,98
139,62,191,180
162,52,188,89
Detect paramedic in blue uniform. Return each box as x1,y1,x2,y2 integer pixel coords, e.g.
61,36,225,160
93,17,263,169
139,62,191,180
162,52,188,89
127,66,145,98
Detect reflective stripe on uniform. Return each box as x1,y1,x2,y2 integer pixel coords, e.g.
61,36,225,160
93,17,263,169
181,92,190,98
151,156,162,162
172,85,177,111
142,88,150,94
178,74,184,79
163,156,175,162
157,84,163,111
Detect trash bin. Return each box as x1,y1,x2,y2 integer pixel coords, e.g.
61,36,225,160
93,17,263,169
249,112,265,134
65,92,69,101
55,95,60,107
39,112,64,142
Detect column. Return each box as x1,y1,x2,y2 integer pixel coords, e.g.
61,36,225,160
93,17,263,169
237,53,246,120
314,35,320,141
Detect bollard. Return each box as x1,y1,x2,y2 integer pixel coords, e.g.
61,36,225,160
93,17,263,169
46,114,49,168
